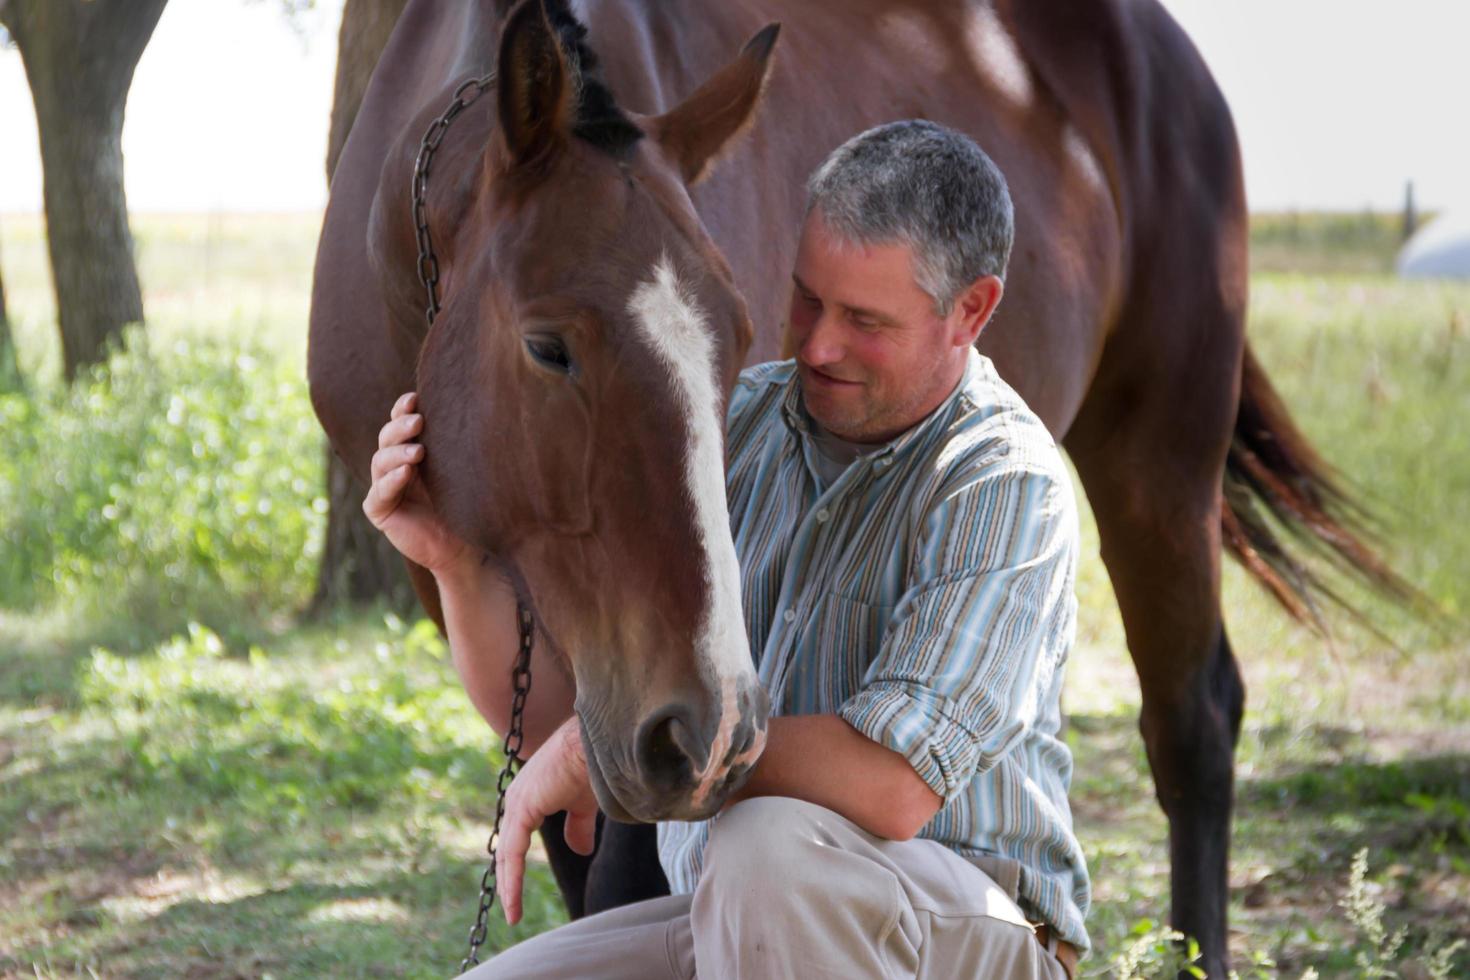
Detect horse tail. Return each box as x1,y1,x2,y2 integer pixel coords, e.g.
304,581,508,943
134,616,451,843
1221,343,1423,632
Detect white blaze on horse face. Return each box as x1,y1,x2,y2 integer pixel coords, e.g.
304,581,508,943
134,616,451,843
627,256,758,803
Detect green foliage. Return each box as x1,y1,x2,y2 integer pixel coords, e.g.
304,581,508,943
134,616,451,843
78,615,500,828
1337,849,1467,980
78,618,490,821
1099,920,1205,979
0,323,325,616
1,611,567,975
1093,850,1470,978
1343,849,1408,978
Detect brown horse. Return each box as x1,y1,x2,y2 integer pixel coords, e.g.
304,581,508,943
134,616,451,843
308,0,1400,971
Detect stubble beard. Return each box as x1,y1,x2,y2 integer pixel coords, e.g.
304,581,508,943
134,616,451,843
807,346,956,443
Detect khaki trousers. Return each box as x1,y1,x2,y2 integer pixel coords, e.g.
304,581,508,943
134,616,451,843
464,797,1070,979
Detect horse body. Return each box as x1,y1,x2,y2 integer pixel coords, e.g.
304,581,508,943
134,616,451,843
311,1,1309,971
586,0,1130,434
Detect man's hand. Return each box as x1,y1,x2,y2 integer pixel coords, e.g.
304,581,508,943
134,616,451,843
496,715,600,925
362,391,476,577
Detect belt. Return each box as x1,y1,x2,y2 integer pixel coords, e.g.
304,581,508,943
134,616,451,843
1033,924,1080,980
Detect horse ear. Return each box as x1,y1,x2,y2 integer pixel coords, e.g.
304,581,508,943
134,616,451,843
495,0,573,169
650,23,780,186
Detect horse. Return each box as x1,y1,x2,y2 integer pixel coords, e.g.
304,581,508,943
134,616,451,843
308,0,1402,971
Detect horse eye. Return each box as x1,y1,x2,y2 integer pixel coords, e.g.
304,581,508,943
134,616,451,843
525,335,573,375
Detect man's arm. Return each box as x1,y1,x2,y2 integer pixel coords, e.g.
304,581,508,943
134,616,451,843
726,714,942,840
435,560,577,758
731,453,1078,840
363,390,577,757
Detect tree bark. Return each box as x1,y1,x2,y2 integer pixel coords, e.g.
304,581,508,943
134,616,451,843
1,0,168,382
308,0,414,615
0,233,19,390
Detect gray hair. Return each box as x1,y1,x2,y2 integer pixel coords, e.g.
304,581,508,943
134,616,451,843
805,120,1015,316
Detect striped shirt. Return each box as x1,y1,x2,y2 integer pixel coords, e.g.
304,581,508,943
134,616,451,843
657,348,1091,951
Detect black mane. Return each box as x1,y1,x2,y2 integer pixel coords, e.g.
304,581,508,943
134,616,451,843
543,0,644,157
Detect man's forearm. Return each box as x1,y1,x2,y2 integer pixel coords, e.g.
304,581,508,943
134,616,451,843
435,560,576,756
727,714,943,840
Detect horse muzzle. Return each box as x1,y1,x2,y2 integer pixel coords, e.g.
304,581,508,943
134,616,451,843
579,675,770,823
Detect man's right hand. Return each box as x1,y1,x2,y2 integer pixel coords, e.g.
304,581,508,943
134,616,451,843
363,391,475,577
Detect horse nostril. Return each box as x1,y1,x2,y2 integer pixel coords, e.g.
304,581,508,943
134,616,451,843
636,708,709,786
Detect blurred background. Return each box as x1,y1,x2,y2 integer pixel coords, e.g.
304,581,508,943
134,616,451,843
1,1,1466,976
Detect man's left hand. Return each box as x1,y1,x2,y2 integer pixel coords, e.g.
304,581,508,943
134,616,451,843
496,715,600,925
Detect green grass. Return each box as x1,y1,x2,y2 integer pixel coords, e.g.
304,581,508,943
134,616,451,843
0,611,567,978
1248,210,1418,277
1,212,1468,977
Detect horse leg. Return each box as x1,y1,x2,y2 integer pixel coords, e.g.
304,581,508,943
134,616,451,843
585,819,670,915
1067,401,1244,976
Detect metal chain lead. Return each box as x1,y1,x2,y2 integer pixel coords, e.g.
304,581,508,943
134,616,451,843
409,70,535,974
461,603,536,972
413,72,495,327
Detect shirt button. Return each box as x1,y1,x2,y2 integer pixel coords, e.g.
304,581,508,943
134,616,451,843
816,508,830,523
783,609,797,623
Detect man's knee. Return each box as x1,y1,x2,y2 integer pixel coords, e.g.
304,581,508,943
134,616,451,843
700,796,862,902
705,797,836,865
692,798,913,973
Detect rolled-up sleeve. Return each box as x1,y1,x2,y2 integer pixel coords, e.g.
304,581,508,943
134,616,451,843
838,455,1077,802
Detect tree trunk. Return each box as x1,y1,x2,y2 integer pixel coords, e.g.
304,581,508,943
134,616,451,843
1,0,168,383
308,0,414,615
0,236,19,391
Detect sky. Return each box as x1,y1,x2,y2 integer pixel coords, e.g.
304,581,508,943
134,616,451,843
2,0,1467,214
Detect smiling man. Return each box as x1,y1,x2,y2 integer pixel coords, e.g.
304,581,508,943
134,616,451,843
369,119,1089,978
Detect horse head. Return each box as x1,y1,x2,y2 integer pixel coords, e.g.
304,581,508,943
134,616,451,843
413,0,780,823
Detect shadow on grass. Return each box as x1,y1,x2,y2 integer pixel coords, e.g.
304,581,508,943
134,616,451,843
1238,752,1470,876
0,594,396,709
2,712,565,977
8,861,562,980
1243,752,1470,812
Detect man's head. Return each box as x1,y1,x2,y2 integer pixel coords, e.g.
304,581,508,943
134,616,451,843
789,120,1014,443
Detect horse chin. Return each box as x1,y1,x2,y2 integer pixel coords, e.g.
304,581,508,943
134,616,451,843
579,716,747,823
582,738,641,823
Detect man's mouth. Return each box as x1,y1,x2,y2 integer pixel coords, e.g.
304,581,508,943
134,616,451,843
801,364,861,387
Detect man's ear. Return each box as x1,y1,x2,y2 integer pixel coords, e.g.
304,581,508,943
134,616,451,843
648,23,781,186
494,0,574,172
951,275,1005,347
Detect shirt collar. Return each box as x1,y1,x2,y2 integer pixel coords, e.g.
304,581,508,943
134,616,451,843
780,348,982,475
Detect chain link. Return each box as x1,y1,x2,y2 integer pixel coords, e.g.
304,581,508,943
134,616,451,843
414,73,495,327
460,602,536,972
410,70,537,975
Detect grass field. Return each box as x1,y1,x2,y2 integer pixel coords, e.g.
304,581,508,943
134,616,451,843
1,211,1467,978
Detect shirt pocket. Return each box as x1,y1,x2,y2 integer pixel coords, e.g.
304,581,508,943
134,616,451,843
780,592,895,714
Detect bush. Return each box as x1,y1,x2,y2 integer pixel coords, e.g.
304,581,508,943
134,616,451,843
0,324,325,616
77,617,496,823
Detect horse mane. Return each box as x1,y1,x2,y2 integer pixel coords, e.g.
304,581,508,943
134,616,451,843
541,0,644,157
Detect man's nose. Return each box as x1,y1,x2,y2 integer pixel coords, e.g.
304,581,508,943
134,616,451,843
798,310,845,366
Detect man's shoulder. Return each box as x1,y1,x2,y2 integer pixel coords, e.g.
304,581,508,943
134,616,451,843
910,356,1079,575
727,359,796,431
937,355,1068,488
733,359,797,398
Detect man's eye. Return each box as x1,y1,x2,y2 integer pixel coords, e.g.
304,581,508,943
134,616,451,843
525,335,574,374
849,311,878,329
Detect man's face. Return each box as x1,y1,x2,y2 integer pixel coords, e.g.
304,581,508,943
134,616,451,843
787,209,968,443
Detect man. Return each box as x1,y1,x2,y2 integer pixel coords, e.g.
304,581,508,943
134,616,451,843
366,120,1089,978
